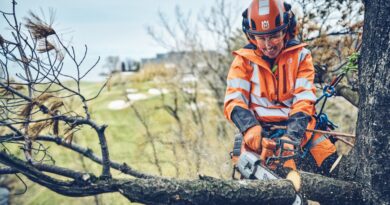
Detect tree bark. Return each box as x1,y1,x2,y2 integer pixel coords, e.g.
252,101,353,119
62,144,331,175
339,0,390,204
119,172,361,205
120,177,296,205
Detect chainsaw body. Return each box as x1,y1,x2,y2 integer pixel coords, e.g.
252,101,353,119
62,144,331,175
236,151,303,205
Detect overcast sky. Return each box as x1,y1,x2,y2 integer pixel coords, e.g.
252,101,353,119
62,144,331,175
0,0,253,80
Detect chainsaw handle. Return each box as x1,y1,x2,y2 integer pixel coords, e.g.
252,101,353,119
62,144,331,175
263,137,301,167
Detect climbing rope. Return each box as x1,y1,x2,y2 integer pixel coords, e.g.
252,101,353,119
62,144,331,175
301,73,345,158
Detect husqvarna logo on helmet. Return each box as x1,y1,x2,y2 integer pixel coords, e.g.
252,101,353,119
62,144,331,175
261,20,269,30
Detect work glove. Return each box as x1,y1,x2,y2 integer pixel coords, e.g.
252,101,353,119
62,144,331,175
260,138,277,168
243,125,262,153
286,112,311,142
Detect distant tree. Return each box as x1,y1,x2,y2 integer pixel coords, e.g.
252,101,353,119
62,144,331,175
103,56,120,74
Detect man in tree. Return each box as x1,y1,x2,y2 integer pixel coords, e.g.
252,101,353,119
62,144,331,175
224,0,338,176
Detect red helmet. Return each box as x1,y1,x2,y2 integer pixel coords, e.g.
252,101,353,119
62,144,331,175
247,0,289,36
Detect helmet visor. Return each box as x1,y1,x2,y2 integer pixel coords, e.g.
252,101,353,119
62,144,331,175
254,31,285,47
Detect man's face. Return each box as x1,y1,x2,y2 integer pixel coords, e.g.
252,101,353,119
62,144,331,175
254,31,285,59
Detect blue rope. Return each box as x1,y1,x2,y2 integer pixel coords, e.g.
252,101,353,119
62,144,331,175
316,113,338,130
268,129,286,139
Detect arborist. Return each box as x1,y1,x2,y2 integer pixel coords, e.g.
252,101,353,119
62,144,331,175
224,0,338,177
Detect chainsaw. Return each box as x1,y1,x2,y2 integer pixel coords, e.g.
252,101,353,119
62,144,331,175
231,133,303,205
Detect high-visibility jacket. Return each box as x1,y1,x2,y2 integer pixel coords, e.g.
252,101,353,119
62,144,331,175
224,42,316,123
224,42,336,167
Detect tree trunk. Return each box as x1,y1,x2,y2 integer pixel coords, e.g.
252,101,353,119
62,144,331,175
339,0,390,204
119,172,362,205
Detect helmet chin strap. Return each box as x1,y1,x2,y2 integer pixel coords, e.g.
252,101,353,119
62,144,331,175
283,37,288,48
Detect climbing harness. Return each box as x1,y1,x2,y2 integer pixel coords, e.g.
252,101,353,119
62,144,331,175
301,73,345,158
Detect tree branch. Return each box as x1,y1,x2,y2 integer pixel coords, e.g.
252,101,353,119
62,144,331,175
0,149,363,204
0,134,154,179
336,84,359,107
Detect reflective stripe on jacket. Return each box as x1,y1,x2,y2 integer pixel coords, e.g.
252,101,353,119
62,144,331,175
224,43,316,123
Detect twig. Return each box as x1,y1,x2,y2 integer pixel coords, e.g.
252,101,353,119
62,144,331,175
270,125,355,138
0,134,154,179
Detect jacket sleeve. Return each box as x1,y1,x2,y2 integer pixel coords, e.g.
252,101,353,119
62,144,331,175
224,55,259,133
286,48,316,140
290,48,316,117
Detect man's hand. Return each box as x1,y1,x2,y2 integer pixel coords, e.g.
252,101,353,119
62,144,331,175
243,125,262,153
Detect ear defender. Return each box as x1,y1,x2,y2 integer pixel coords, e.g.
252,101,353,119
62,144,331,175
242,9,256,40
242,10,250,33
283,2,297,36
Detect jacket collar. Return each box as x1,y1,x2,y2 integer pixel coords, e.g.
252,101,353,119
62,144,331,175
233,40,307,68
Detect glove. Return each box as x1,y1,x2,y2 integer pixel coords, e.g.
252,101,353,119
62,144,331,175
286,112,311,140
243,125,262,153
260,138,277,168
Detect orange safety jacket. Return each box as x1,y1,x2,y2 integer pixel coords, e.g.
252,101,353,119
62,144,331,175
224,42,316,123
224,42,336,167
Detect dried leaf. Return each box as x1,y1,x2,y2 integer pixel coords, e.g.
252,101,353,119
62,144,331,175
0,83,23,96
0,88,8,95
20,102,35,118
63,124,81,142
12,85,25,90
29,121,51,139
37,40,56,53
63,125,74,135
24,12,55,40
64,132,74,144
55,49,64,61
37,93,55,103
49,101,64,111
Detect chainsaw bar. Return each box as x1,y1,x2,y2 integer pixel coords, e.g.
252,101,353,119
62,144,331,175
236,151,303,205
